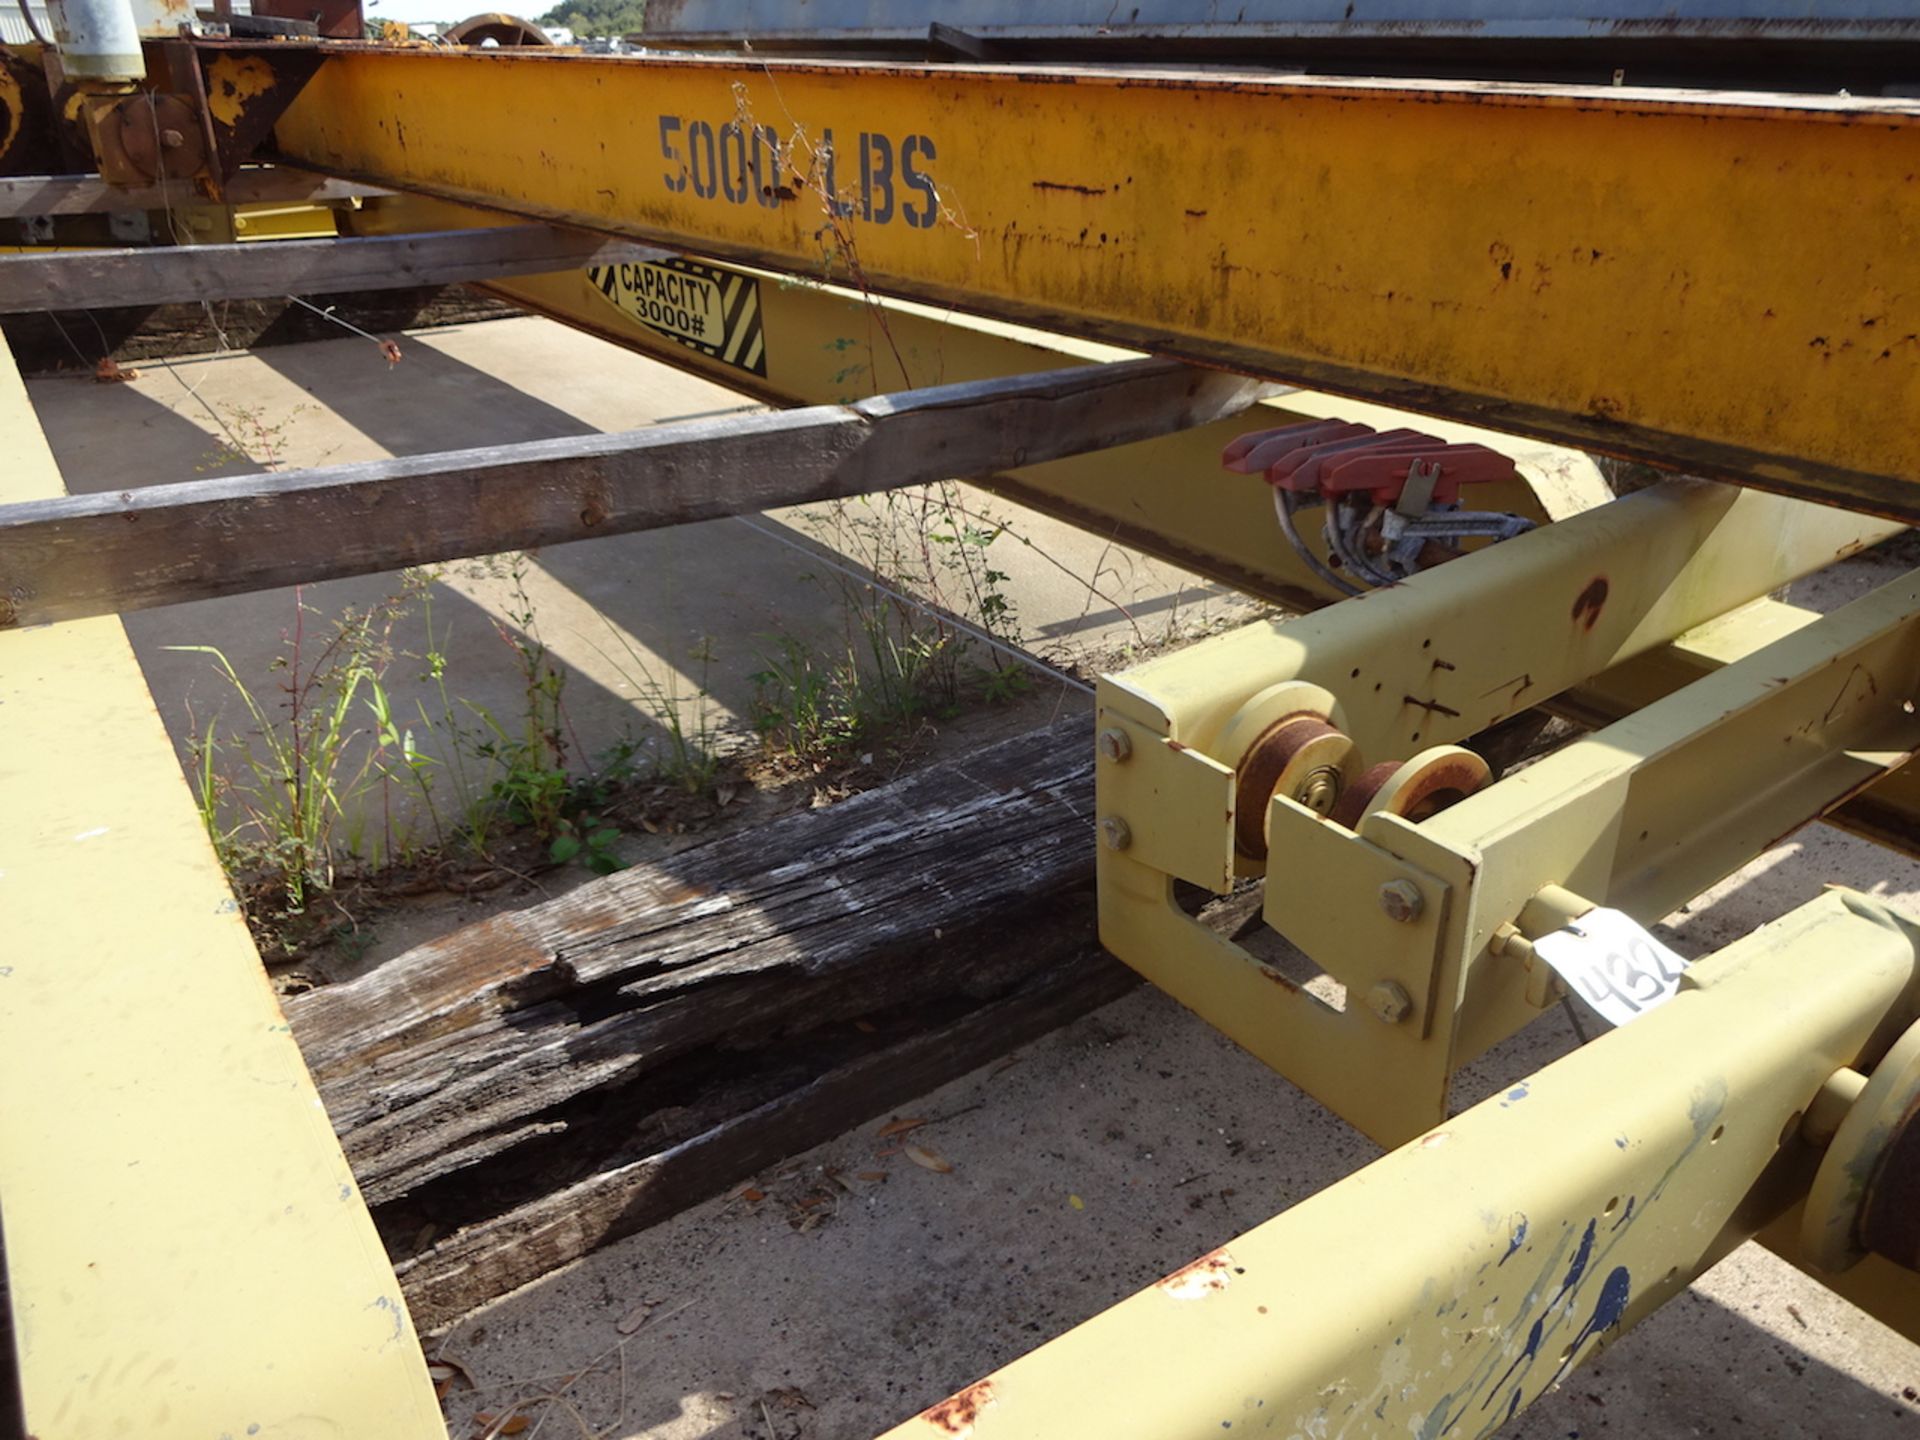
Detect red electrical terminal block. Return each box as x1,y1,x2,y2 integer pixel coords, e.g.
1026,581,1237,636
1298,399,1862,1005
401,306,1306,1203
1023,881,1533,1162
1222,419,1516,507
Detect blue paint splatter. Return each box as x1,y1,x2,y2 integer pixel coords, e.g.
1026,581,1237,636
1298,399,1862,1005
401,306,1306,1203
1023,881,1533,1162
1501,1083,1531,1108
1553,1221,1596,1305
1501,1215,1530,1266
1613,1134,1628,1150
1546,1267,1633,1387
1610,1197,1637,1231
1483,1315,1545,1409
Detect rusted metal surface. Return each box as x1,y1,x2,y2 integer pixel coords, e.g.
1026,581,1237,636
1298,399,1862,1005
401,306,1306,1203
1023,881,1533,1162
914,1378,998,1437
0,47,63,177
197,44,325,187
100,91,206,183
1232,711,1351,860
1156,1247,1236,1300
251,0,363,39
1350,743,1493,825
443,12,553,45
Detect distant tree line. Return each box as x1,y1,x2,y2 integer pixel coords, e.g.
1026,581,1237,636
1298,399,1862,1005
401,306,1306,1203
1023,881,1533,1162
538,0,646,37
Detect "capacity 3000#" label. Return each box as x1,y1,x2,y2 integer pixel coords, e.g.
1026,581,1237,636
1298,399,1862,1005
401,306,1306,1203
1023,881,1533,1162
586,256,766,376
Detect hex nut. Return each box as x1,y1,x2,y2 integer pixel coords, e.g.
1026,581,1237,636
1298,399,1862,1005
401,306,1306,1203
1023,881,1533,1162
1379,878,1424,923
1366,980,1414,1024
1295,766,1342,816
1097,728,1133,763
1100,815,1133,851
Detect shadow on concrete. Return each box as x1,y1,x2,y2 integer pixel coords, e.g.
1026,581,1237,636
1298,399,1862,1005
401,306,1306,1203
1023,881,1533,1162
27,361,261,494
34,377,682,840
256,333,851,726
442,978,1919,1440
254,334,597,451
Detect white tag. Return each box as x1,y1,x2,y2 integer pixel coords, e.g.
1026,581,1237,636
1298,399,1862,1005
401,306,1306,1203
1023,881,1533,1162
1530,907,1688,1027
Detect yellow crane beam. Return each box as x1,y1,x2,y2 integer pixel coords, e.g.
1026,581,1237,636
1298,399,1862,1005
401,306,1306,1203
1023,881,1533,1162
202,41,1920,516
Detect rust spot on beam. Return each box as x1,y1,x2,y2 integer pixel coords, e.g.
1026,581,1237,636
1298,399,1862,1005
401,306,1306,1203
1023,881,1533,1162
1158,1246,1236,1300
1572,576,1610,631
918,1378,997,1436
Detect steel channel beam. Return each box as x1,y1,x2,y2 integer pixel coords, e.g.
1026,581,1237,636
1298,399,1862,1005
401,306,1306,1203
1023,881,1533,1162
201,40,1920,517
1569,596,1920,857
0,335,442,1435
1365,565,1920,1063
1096,482,1902,1144
879,888,1920,1440
1105,481,1899,804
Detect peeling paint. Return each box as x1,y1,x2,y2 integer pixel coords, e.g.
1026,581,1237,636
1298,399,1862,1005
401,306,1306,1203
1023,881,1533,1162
918,1378,997,1437
1159,1246,1236,1300
207,55,279,130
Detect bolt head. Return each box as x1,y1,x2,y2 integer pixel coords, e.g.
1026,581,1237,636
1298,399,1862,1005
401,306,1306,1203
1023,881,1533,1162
1379,878,1424,923
1100,815,1133,851
1097,728,1133,763
1366,980,1414,1024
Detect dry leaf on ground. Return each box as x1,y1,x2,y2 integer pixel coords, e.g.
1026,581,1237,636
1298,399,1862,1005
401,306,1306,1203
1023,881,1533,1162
616,1299,659,1335
906,1144,954,1174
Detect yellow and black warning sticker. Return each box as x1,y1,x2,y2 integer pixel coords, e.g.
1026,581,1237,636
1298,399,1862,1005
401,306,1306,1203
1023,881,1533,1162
585,256,765,377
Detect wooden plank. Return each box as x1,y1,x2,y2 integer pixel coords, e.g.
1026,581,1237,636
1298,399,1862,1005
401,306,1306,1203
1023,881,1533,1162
0,335,444,1434
0,166,392,217
0,224,657,312
284,718,1102,1327
0,358,1273,626
292,718,1098,1205
285,714,1262,1329
396,947,1138,1332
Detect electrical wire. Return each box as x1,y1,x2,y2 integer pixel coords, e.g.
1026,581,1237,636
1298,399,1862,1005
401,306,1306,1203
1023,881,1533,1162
1274,487,1361,597
283,293,400,356
16,0,51,45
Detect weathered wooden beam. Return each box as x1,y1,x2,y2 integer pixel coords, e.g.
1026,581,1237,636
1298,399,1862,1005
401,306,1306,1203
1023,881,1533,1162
282,718,1137,1327
284,714,1269,1329
0,358,1273,627
0,167,392,217
0,225,656,312
395,946,1137,1332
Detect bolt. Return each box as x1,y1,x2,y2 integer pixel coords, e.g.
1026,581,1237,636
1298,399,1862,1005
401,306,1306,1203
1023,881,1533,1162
1379,878,1424,923
1366,980,1414,1024
1100,815,1133,851
160,127,185,149
1097,728,1133,763
1294,765,1342,816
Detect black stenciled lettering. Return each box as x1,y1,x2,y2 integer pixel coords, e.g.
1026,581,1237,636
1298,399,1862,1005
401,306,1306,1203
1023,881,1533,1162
658,115,686,193
752,124,781,208
720,121,750,205
903,134,938,229
861,131,894,225
688,120,718,199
